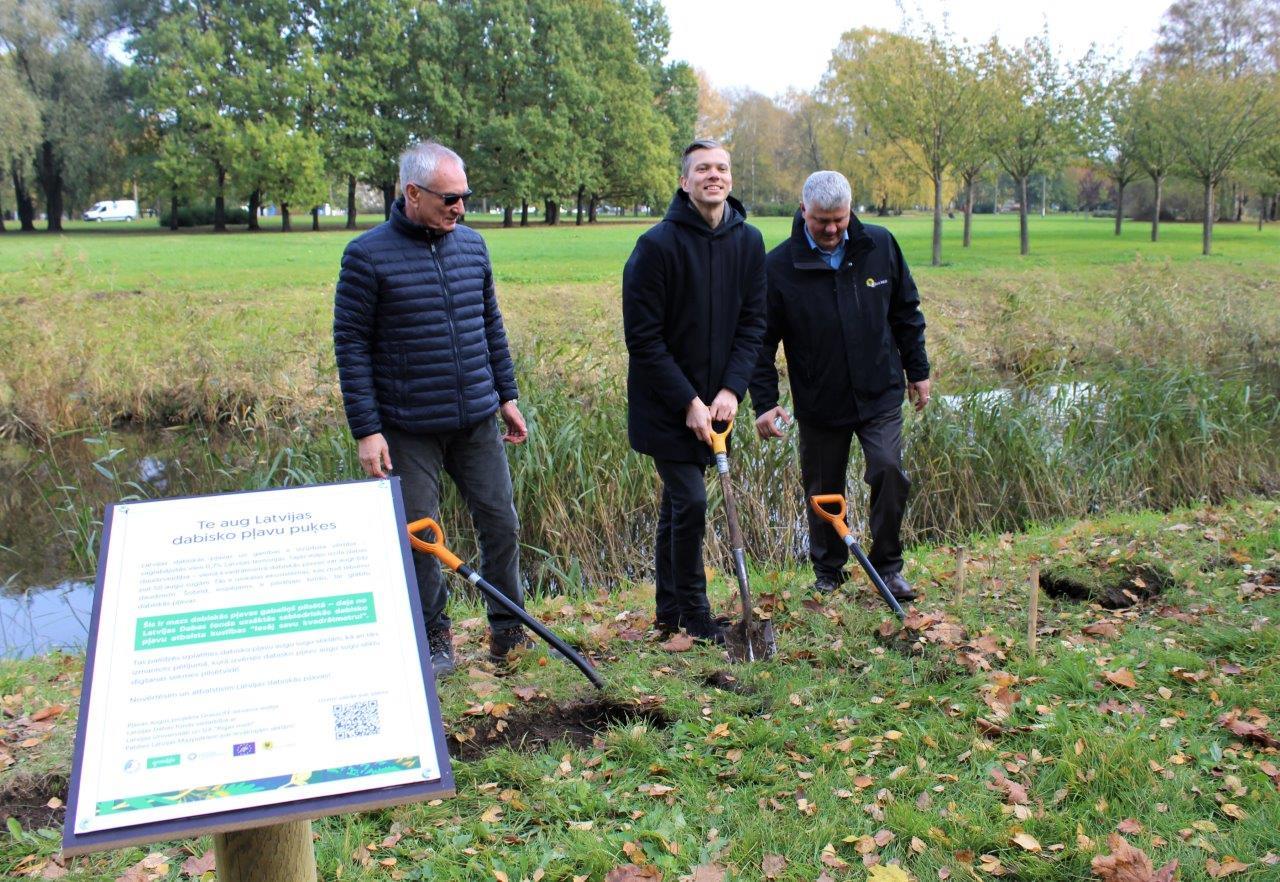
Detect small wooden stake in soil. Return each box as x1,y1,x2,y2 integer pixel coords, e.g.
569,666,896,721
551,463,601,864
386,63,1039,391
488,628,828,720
214,820,316,882
955,547,967,601
1027,565,1040,657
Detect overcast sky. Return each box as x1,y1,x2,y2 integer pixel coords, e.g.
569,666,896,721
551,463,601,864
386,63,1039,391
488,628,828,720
663,0,1174,96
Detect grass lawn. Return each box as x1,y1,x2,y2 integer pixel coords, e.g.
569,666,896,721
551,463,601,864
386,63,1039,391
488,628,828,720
2,501,1278,880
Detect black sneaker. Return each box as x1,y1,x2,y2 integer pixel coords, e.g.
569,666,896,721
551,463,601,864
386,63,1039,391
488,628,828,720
882,572,917,601
653,617,681,638
489,625,535,663
427,626,456,679
812,576,841,594
683,611,727,645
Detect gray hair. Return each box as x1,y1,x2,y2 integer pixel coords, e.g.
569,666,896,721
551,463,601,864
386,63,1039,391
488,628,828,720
802,171,852,211
399,142,465,193
681,138,728,177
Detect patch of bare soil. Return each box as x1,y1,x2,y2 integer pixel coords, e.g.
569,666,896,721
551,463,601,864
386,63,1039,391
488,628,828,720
0,773,66,832
449,698,670,761
1040,563,1173,609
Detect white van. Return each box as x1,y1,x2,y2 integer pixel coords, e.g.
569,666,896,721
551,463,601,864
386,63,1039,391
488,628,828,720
84,199,138,222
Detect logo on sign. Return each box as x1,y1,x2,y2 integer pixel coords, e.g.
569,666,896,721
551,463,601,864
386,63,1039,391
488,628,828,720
232,742,256,756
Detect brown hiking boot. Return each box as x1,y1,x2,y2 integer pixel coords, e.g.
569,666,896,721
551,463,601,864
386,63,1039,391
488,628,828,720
489,625,535,663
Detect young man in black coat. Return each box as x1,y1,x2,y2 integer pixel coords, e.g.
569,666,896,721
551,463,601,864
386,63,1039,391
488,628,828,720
750,171,930,601
622,139,767,643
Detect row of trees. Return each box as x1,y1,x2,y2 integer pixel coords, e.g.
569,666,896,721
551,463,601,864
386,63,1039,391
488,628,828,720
0,0,696,232
704,0,1280,260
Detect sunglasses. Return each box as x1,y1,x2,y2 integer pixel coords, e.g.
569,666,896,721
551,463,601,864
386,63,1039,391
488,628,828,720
410,182,472,206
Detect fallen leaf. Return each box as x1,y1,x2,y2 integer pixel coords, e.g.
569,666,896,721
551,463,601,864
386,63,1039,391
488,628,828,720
1205,858,1251,878
1105,669,1137,689
513,686,538,701
867,866,912,882
30,704,67,722
1218,711,1280,748
180,850,216,877
1090,834,1178,882
1012,832,1042,852
660,633,694,653
762,854,787,879
691,864,726,882
1116,820,1143,835
479,805,503,824
604,864,662,882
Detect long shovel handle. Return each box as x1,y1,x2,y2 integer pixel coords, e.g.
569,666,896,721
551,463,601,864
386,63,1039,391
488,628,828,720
808,495,906,621
407,518,604,689
706,421,756,661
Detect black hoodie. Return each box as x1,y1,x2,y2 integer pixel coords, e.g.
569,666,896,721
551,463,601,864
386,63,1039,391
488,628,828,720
622,189,767,463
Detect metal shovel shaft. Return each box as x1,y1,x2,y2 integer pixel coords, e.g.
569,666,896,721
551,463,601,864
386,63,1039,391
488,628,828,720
840,534,906,621
714,453,755,662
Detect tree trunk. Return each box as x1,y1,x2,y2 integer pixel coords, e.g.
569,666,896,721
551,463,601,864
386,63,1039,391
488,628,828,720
1202,180,1214,256
311,205,320,231
589,194,599,223
12,164,36,231
214,164,226,231
245,189,260,230
544,199,557,224
1019,176,1029,255
520,199,528,226
1260,197,1267,231
281,203,292,232
1040,173,1047,217
1114,181,1125,235
38,141,64,232
502,206,513,227
1151,175,1163,242
575,185,585,226
931,174,943,266
382,183,395,220
963,176,975,248
346,174,357,229
169,192,180,231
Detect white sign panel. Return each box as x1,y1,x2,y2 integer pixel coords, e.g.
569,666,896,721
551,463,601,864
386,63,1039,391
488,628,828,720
65,479,451,852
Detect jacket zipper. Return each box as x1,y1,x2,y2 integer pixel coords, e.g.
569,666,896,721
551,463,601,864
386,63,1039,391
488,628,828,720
430,239,466,424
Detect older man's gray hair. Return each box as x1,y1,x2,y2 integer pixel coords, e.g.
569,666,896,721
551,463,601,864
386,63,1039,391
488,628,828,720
802,171,852,212
680,138,728,177
399,142,465,193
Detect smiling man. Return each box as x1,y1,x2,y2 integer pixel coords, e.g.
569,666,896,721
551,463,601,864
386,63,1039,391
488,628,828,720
622,138,767,644
750,170,930,603
334,141,532,678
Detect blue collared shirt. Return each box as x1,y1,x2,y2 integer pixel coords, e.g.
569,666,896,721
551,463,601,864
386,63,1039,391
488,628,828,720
803,225,849,269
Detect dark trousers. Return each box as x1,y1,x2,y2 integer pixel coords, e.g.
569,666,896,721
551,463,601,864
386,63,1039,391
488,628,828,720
384,420,523,633
652,458,711,624
799,409,910,583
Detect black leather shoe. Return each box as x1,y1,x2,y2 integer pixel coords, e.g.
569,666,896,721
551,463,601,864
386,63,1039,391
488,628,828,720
812,576,841,594
882,572,916,601
682,611,727,645
427,626,456,679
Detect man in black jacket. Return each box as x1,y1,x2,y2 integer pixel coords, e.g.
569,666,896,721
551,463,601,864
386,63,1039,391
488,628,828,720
750,171,930,600
623,139,767,643
334,141,531,678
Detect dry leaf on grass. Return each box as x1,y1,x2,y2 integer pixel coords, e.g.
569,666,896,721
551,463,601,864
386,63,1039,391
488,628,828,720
1012,832,1042,852
762,853,788,878
866,865,912,882
179,850,216,877
1205,858,1251,877
604,864,662,882
1104,669,1138,689
690,864,726,882
660,633,695,653
1090,834,1177,882
115,853,171,882
1217,711,1280,748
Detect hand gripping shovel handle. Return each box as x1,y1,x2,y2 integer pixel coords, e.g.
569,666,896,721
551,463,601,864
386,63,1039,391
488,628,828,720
407,518,604,689
708,422,755,661
808,495,906,621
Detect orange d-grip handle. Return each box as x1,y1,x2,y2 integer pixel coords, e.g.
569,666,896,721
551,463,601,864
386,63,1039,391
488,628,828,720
809,494,851,539
407,518,464,571
707,420,732,455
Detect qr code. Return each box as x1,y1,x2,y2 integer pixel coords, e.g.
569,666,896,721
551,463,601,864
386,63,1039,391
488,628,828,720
332,699,380,740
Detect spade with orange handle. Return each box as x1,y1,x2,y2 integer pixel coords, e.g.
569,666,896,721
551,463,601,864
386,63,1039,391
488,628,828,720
808,494,906,620
407,517,604,689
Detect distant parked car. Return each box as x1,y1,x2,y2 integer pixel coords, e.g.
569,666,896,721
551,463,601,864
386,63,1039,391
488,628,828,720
84,199,138,222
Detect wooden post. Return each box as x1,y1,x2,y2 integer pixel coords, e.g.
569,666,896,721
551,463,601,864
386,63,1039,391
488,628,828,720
1027,565,1040,657
955,547,967,602
214,820,317,882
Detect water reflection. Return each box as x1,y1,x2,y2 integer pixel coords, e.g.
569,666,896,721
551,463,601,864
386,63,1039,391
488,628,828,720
0,580,94,659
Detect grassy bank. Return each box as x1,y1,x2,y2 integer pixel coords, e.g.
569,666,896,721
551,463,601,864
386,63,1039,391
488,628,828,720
3,500,1278,880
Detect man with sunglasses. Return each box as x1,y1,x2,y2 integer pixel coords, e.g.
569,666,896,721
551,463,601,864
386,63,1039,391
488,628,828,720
335,141,531,679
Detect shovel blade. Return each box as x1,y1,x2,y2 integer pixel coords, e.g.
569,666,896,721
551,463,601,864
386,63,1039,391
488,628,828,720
725,617,777,662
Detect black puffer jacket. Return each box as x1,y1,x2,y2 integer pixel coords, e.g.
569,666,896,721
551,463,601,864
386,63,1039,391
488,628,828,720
623,190,767,463
334,198,518,438
749,211,928,426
